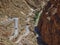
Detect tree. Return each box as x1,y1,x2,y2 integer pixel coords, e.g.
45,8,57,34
37,0,60,45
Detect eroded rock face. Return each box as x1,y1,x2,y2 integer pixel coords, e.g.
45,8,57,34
38,0,60,45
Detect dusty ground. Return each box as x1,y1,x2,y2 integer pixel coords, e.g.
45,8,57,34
0,0,49,45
